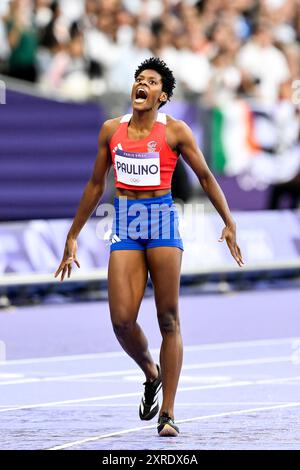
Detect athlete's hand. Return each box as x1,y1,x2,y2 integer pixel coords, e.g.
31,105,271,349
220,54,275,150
218,224,244,267
54,238,80,281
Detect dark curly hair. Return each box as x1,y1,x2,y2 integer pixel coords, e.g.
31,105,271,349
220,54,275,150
134,57,176,108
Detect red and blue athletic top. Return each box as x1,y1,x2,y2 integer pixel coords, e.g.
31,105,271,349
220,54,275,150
109,113,178,191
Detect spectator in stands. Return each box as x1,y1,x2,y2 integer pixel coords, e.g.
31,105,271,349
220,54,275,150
84,4,119,72
206,50,242,105
1,0,298,106
40,29,92,99
39,1,65,50
0,0,10,67
33,0,53,32
5,0,38,82
81,0,99,30
237,19,290,104
281,42,300,82
0,18,10,68
268,79,300,209
107,24,154,94
36,1,60,74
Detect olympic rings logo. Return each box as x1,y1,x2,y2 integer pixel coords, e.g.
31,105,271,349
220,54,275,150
130,178,140,183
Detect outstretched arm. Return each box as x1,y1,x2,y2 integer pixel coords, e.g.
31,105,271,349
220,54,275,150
174,120,244,267
55,120,113,281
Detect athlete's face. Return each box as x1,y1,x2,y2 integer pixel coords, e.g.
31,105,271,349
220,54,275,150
131,69,168,111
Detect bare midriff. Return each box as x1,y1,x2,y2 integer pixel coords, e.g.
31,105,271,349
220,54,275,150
115,188,171,199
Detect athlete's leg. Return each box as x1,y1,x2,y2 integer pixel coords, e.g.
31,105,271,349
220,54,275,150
108,250,158,382
146,247,183,419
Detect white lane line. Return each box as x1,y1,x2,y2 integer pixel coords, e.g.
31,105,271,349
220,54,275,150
0,368,138,386
0,404,23,407
57,401,289,408
1,351,125,365
1,375,299,413
48,402,300,450
0,391,142,413
0,355,294,386
2,337,299,366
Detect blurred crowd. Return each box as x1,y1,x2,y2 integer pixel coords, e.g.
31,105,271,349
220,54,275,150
0,0,299,105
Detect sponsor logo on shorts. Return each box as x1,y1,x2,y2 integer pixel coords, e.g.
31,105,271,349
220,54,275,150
110,234,122,244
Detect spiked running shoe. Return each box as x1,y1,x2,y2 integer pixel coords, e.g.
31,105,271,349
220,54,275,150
157,412,179,437
139,364,162,421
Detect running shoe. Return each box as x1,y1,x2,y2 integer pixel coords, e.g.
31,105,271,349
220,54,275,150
139,364,162,421
157,412,179,437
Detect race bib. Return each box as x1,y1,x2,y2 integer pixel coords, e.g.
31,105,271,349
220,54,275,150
115,149,160,186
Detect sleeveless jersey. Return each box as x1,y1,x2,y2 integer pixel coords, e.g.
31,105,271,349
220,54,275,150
109,113,178,190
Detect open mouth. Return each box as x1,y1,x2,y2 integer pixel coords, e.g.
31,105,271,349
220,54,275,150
135,88,148,103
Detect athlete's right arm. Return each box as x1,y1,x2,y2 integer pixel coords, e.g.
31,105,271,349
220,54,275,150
54,120,114,281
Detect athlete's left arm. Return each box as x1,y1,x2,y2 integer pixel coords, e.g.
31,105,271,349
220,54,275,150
174,120,244,267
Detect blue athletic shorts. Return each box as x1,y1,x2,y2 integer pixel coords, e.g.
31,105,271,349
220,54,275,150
110,192,184,252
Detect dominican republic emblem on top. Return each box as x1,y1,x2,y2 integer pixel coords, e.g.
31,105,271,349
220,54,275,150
147,141,158,152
